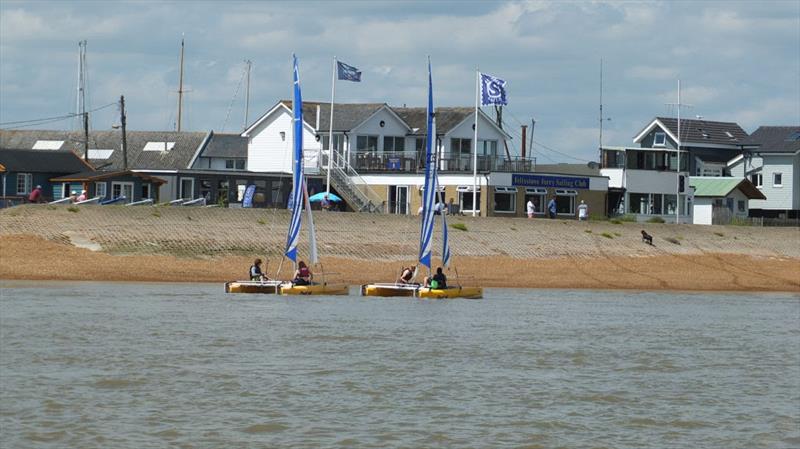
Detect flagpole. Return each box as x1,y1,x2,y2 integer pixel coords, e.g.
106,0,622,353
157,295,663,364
472,69,479,217
327,56,337,195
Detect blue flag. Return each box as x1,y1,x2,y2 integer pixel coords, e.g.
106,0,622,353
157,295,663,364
480,72,507,106
337,61,362,82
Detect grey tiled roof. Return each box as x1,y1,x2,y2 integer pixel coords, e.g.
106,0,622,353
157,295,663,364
0,129,208,170
655,117,748,145
0,148,93,173
200,132,247,158
741,126,800,153
279,101,387,131
394,107,474,135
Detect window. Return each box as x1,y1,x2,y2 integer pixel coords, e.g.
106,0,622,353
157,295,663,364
111,182,134,202
478,140,498,157
383,136,405,152
32,140,64,150
555,189,577,215
16,173,32,194
738,200,746,213
200,179,212,201
95,182,107,199
653,132,666,147
751,173,763,188
457,186,480,213
143,142,175,151
225,160,235,169
180,178,195,200
493,187,516,213
451,138,472,155
525,188,547,215
321,134,344,151
356,135,378,152
774,172,783,187
235,160,245,170
628,193,650,214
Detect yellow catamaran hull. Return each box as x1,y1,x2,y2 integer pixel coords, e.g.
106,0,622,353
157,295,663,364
224,281,282,294
417,286,483,299
279,283,349,296
360,284,419,297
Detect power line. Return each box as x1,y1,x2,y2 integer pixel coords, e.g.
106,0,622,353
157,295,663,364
0,102,117,128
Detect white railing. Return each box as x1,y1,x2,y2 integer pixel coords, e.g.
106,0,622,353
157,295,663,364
125,198,154,206
75,196,103,205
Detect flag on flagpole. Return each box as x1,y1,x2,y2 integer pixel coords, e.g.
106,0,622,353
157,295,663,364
479,72,507,106
337,61,362,82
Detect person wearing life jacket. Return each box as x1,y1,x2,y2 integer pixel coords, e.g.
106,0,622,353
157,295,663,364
250,258,268,281
293,261,313,285
424,267,447,289
397,265,415,284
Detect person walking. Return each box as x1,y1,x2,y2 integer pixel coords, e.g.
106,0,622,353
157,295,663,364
578,200,589,221
526,199,535,218
547,197,557,219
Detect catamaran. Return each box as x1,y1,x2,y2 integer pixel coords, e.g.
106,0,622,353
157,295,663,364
361,59,482,300
226,56,347,296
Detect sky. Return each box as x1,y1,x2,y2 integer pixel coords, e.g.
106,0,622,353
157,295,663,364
1,0,798,163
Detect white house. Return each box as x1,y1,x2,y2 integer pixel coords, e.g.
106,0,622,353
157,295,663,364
689,177,765,225
728,126,800,218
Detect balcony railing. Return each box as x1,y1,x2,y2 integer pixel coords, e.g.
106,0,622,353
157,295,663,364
351,151,535,173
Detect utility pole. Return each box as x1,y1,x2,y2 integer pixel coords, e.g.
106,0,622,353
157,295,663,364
176,36,185,132
120,95,128,170
243,59,252,131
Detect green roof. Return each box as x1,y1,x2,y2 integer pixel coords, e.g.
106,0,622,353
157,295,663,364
689,177,766,200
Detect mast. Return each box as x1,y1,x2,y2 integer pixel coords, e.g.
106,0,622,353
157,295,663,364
243,59,251,131
599,58,603,162
676,79,681,225
120,95,128,171
176,36,185,132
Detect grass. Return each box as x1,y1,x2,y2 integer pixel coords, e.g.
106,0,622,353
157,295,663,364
510,226,517,231
665,237,681,245
610,219,622,224
67,206,79,213
257,218,266,225
151,210,161,218
646,216,665,223
450,222,468,232
613,232,622,237
584,229,592,234
714,231,724,237
601,232,614,239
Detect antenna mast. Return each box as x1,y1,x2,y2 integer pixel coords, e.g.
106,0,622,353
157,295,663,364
243,59,252,131
76,40,88,128
176,36,185,132
598,58,603,161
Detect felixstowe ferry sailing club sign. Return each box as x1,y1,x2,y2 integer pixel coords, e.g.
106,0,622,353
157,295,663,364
511,174,590,189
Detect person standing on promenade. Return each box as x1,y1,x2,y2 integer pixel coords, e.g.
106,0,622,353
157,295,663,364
28,185,43,203
547,197,557,219
527,199,535,218
578,200,589,221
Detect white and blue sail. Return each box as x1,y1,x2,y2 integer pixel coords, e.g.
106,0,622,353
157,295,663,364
418,59,437,270
285,55,305,263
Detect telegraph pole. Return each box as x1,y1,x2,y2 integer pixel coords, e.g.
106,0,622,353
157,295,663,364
120,95,128,170
83,112,89,162
243,59,252,131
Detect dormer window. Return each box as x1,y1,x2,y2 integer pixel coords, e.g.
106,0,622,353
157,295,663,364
725,131,735,139
653,132,666,147
698,129,709,139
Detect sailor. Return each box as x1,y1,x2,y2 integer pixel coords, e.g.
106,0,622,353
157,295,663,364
397,265,415,284
293,261,313,285
424,267,447,289
250,258,267,281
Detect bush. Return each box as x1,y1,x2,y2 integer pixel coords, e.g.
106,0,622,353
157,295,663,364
450,222,468,232
610,219,622,225
67,206,79,213
257,218,266,225
714,232,724,237
601,232,614,239
619,214,637,222
584,229,592,234
646,216,665,223
665,237,681,245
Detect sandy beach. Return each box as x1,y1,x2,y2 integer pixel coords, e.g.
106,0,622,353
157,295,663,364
1,205,798,292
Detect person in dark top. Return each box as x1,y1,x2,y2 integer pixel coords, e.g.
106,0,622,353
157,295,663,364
397,265,415,284
28,185,43,203
250,258,268,281
424,267,447,289
293,261,313,285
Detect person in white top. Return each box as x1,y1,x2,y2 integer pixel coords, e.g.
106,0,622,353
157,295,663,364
526,199,535,218
577,200,589,221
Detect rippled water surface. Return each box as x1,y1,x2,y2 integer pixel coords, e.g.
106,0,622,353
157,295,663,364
1,282,798,448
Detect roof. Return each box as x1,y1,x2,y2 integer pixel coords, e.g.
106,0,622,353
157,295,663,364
634,117,748,146
50,170,167,184
0,148,94,173
199,132,247,158
535,163,602,177
0,129,208,171
394,107,511,138
689,177,766,199
741,126,800,154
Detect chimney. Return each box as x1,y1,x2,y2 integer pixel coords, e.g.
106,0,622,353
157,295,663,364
315,104,321,130
521,125,527,159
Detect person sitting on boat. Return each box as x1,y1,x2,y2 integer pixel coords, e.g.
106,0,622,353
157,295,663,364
397,265,415,284
250,258,269,281
424,267,447,289
293,261,313,285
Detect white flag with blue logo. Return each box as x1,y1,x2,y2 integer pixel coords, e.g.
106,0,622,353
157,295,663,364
480,73,507,106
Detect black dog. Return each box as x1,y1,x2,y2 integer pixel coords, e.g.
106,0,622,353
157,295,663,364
641,230,653,245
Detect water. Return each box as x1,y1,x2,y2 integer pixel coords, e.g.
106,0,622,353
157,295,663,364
1,282,798,448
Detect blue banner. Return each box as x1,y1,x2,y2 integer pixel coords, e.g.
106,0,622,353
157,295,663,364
337,61,361,82
242,184,256,208
480,73,507,106
512,174,590,189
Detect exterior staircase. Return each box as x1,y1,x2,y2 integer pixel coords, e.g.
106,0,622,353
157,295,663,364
320,151,384,213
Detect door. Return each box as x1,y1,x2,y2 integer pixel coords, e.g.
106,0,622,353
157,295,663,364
112,182,134,202
395,186,408,215
180,177,194,200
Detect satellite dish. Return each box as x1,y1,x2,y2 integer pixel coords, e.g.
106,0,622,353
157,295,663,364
587,161,599,169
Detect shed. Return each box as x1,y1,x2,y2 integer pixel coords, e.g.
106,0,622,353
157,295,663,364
690,177,766,225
